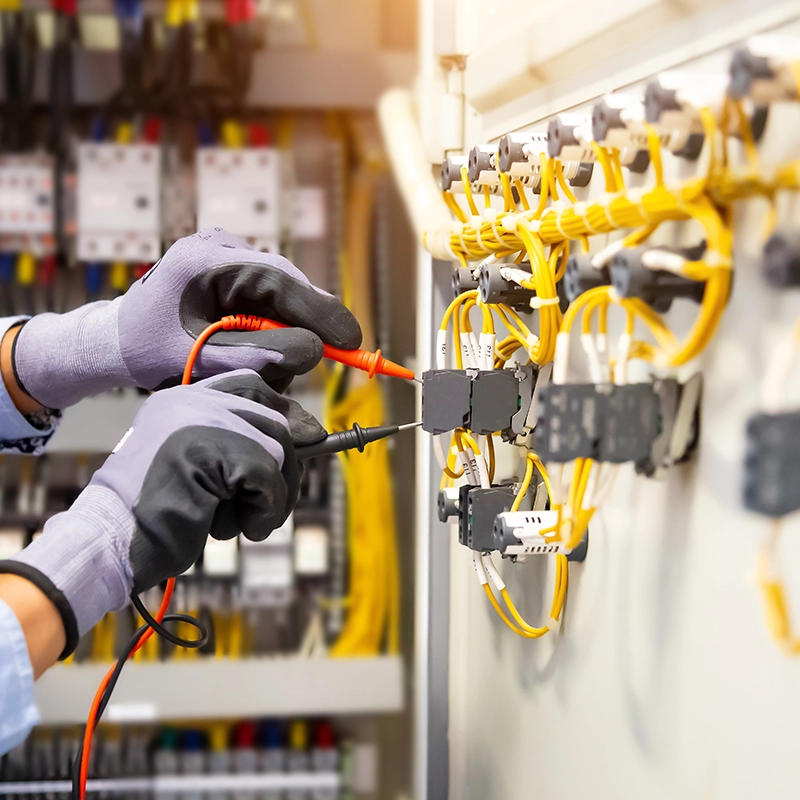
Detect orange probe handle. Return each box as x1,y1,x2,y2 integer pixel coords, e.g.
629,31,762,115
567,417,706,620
221,315,415,381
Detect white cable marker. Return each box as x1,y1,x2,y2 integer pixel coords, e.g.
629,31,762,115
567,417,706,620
467,448,491,489
459,448,479,485
596,332,610,383
469,330,480,368
580,333,604,385
460,332,477,368
432,435,449,471
479,332,496,370
614,332,632,385
553,331,571,385
473,551,489,585
481,553,506,591
762,332,797,412
435,329,448,370
500,266,534,287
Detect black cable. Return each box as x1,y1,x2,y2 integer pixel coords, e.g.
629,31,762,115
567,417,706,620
130,593,209,648
69,599,209,800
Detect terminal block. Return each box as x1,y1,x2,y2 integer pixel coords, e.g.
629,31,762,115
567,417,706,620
441,154,469,192
645,71,767,156
452,266,479,296
762,228,800,288
609,244,706,313
496,132,548,192
536,383,660,464
564,253,610,302
478,261,534,310
744,410,800,517
493,511,589,562
422,366,538,437
636,374,702,477
729,35,800,105
497,132,592,190
591,94,651,173
468,144,501,189
546,115,595,187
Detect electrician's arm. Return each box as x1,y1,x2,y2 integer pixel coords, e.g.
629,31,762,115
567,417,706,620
1,324,43,415
0,574,64,678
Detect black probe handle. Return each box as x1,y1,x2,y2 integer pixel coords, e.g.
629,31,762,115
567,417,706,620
296,423,400,460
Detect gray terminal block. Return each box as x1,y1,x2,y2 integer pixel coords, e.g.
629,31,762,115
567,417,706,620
421,370,472,435
441,154,468,191
470,370,522,435
422,368,534,437
438,487,461,523
452,266,479,297
744,410,800,517
762,228,800,288
478,261,534,311
535,384,601,462
564,253,610,302
599,384,660,464
459,484,518,552
609,245,706,313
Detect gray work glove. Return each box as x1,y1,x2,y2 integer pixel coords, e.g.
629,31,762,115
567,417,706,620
0,370,325,657
13,228,362,409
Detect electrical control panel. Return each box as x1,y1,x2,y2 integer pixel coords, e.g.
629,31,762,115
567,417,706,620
76,144,161,263
196,147,282,253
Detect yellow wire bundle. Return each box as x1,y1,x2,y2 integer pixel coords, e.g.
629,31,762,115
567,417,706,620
326,380,400,656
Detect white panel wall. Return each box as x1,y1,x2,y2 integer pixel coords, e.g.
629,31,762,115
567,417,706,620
421,5,800,798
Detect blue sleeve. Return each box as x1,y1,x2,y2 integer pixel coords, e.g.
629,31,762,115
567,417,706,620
0,597,39,755
0,316,61,455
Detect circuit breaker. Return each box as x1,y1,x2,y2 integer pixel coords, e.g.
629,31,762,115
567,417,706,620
76,143,161,262
196,147,282,253
0,155,54,253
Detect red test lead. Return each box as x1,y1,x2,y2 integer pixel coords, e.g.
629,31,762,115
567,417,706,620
220,314,416,381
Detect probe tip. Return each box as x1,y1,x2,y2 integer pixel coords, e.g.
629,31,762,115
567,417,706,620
397,421,423,431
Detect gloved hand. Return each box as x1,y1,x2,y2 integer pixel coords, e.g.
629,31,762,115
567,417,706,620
13,228,362,409
0,370,325,657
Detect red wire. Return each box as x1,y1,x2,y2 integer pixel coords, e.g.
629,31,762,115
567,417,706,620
78,322,223,800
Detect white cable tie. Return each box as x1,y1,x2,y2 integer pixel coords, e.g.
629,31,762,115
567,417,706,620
572,201,599,235
591,238,626,270
482,207,498,223
598,193,622,228
627,187,651,224
546,615,562,632
482,553,506,591
550,200,569,239
519,217,541,235
501,212,521,233
705,249,731,269
473,551,489,586
553,332,571,385
490,214,505,242
526,332,540,360
529,296,561,309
